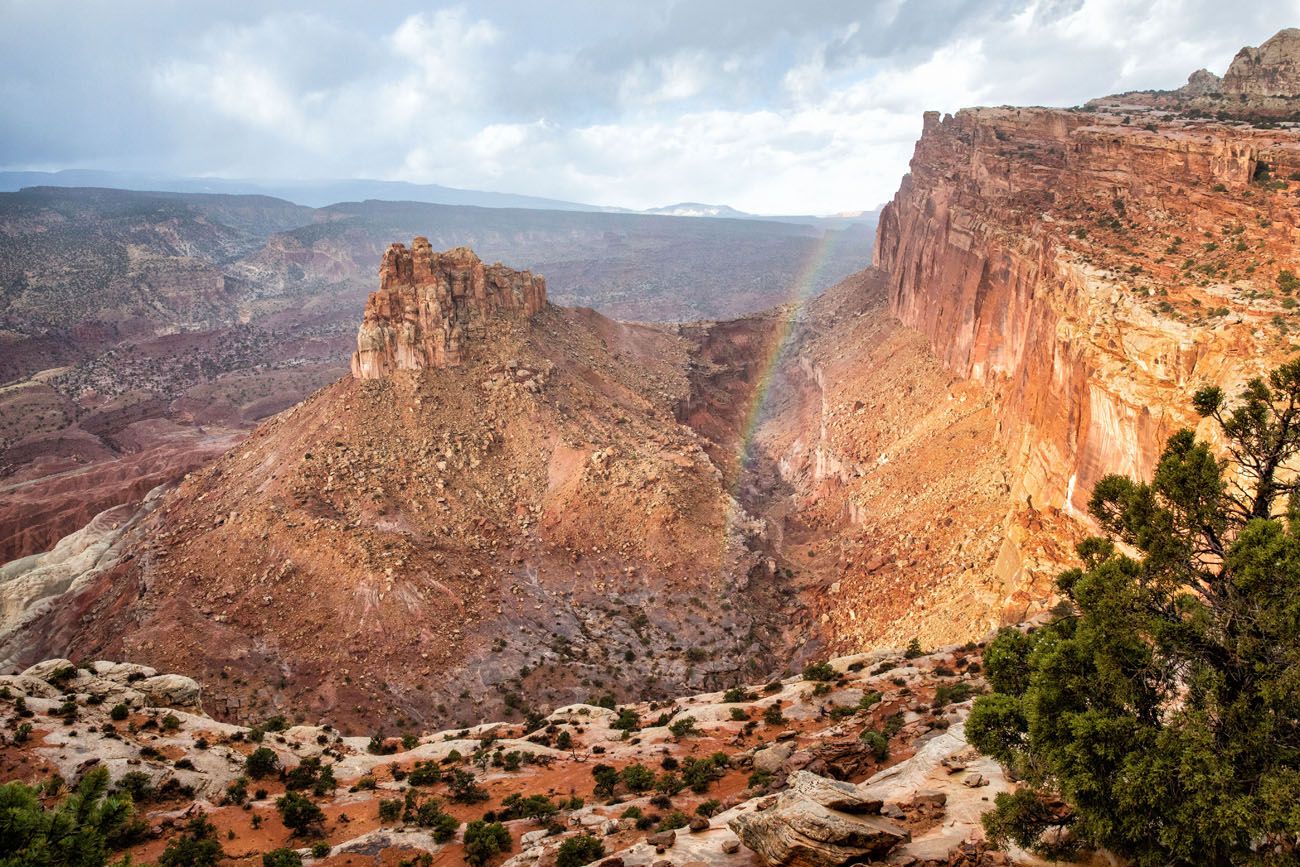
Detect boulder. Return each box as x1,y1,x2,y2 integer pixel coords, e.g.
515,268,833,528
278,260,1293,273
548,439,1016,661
136,674,201,708
647,830,677,849
752,741,795,774
0,674,63,699
729,775,908,867
785,771,882,815
21,659,76,682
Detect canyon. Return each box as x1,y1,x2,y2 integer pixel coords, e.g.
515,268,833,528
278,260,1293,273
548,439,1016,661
1,25,1300,867
0,188,874,564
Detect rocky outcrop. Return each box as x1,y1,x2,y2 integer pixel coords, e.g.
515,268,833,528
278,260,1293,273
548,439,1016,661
1095,29,1300,117
3,658,200,711
1178,68,1223,97
1222,28,1300,96
351,241,547,379
874,101,1300,599
728,771,909,866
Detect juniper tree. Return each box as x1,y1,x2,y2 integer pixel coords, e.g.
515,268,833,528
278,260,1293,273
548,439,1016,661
969,359,1300,865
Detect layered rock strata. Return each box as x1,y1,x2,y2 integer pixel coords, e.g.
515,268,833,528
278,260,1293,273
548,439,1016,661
351,241,547,379
874,101,1300,595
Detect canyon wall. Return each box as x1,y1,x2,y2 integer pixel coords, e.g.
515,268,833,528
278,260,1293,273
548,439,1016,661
875,104,1300,590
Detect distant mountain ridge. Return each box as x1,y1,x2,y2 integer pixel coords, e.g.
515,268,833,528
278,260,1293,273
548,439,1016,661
0,169,617,213
0,170,877,226
644,201,878,227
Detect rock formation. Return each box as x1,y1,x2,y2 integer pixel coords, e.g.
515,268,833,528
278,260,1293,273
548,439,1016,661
1178,68,1223,96
351,241,547,379
1222,28,1300,96
1095,28,1300,117
0,244,806,730
875,90,1300,611
728,776,909,867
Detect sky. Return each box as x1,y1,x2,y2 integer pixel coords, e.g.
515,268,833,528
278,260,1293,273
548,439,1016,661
2,1,1298,214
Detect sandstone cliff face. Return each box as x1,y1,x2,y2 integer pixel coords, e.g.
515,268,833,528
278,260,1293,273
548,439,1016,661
351,240,547,379
1223,28,1300,96
875,104,1300,596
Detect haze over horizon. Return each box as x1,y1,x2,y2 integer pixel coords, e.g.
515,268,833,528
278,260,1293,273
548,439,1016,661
2,0,1297,215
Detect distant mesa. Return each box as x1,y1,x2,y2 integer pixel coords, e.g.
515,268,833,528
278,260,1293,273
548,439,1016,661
350,239,547,380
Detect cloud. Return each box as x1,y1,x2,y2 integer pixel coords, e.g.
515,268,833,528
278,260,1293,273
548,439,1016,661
1,0,1297,212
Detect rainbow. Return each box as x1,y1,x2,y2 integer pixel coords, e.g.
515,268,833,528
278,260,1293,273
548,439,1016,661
724,226,863,520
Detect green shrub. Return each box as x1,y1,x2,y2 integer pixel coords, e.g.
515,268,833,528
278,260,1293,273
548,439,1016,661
447,769,489,803
933,681,978,707
160,815,223,866
591,763,619,797
244,747,280,779
113,771,155,803
722,686,755,703
276,791,325,836
109,703,129,721
621,763,655,792
555,833,604,867
463,820,511,867
655,772,685,796
263,848,304,867
802,661,835,681
225,777,248,806
859,729,889,761
657,810,689,830
611,708,640,731
668,716,697,738
408,761,441,786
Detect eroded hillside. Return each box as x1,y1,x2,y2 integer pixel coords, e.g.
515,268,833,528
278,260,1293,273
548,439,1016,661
0,244,808,731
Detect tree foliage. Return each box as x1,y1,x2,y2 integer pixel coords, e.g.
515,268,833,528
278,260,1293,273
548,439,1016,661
275,791,324,837
0,768,138,867
462,820,511,867
969,360,1300,865
159,815,223,867
555,834,605,867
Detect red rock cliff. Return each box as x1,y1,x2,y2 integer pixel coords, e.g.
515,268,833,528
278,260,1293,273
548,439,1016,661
351,240,547,379
874,104,1300,587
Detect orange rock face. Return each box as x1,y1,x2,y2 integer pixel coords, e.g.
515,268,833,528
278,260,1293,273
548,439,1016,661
875,103,1300,593
351,240,547,379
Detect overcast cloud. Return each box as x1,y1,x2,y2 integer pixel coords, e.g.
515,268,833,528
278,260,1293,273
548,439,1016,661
1,0,1297,213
